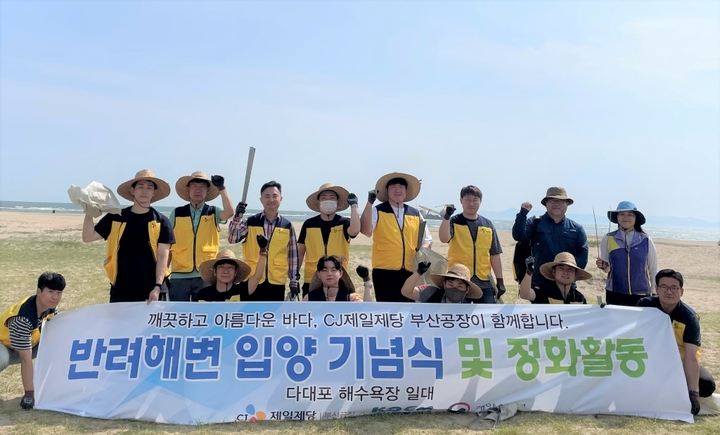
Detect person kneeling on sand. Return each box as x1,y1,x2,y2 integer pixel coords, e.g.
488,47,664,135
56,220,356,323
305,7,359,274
401,263,483,303
0,272,66,410
194,236,268,302
637,269,716,415
519,252,590,304
303,256,374,302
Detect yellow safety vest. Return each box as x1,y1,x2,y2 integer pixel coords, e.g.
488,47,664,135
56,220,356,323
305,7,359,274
0,296,54,347
448,218,493,280
103,211,163,285
371,202,420,270
301,217,351,282
244,215,293,285
170,204,220,273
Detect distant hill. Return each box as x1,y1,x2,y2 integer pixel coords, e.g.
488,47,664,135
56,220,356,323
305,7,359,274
480,208,720,230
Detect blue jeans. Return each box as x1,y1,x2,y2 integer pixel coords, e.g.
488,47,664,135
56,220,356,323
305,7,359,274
467,277,497,304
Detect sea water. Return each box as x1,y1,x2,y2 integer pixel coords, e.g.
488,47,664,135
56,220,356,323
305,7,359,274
1,200,718,242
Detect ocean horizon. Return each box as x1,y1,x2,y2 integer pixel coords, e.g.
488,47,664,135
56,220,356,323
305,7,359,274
1,200,718,242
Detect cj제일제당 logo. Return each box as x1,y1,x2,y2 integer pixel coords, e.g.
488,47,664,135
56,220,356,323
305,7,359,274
236,404,266,422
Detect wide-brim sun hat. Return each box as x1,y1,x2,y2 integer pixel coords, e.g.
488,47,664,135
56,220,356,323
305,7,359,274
116,169,171,203
305,183,350,213
175,171,220,203
541,186,574,206
430,264,483,299
375,172,421,202
309,265,356,293
539,252,592,281
608,201,646,226
199,249,251,284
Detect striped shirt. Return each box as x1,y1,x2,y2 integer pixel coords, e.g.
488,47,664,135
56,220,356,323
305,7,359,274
7,305,56,350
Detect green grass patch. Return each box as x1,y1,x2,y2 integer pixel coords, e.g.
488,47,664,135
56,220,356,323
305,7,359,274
0,233,718,434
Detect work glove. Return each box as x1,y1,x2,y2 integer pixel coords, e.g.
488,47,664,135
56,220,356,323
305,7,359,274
356,265,370,281
496,278,506,299
444,204,456,220
256,234,269,250
20,391,34,410
689,391,701,416
347,193,358,207
367,190,378,204
211,175,225,190
525,256,535,275
286,284,300,301
234,202,247,218
417,261,431,275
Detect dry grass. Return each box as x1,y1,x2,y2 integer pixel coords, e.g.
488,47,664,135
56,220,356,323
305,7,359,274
0,225,718,435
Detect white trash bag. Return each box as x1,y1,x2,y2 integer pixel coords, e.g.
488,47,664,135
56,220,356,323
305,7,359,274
68,181,122,218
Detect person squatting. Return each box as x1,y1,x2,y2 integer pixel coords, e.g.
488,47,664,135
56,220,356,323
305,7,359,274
2,170,715,415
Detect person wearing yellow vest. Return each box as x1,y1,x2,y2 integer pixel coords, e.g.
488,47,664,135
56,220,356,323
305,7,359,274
438,185,505,303
82,170,175,303
637,269,716,415
0,272,66,410
169,171,235,301
360,172,432,302
228,180,300,301
297,183,360,296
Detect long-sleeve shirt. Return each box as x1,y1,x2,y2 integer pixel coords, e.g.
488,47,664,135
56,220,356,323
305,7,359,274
228,212,299,286
600,229,658,294
512,209,589,288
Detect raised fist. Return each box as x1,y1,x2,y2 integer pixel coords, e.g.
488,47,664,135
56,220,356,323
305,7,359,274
417,261,431,275
367,190,378,204
211,175,225,189
525,256,535,275
347,193,358,207
521,202,533,212
256,234,269,250
356,265,370,280
444,204,456,220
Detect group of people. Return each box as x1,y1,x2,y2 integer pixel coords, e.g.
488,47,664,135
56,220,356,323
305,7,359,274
1,169,715,414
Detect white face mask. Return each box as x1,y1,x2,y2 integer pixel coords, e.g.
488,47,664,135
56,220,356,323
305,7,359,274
319,200,338,214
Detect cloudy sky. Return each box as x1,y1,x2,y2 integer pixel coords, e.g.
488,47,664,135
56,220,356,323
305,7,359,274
1,0,718,221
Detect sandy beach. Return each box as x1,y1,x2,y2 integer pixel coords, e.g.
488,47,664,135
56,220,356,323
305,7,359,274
1,210,717,312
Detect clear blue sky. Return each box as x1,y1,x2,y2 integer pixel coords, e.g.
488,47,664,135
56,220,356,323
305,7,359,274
1,0,718,221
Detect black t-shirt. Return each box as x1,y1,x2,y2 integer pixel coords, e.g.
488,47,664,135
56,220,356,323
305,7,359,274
532,281,587,304
194,282,247,302
95,207,174,302
298,215,353,245
637,297,701,349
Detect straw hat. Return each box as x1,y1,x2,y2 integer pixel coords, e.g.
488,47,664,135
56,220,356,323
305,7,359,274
375,172,421,202
309,264,356,294
198,249,251,285
541,187,574,206
175,171,220,202
305,183,350,213
116,169,171,203
539,252,592,281
608,201,646,226
430,264,483,299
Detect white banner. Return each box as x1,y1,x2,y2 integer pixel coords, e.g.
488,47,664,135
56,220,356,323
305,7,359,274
34,302,693,424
